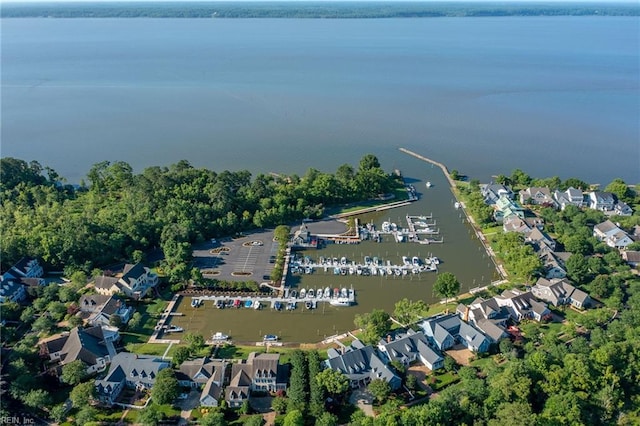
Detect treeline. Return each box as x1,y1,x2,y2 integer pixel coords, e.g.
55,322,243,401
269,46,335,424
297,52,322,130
0,155,400,273
2,1,638,19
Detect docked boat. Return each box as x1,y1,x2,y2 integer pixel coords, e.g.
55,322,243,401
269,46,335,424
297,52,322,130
426,181,432,188
286,301,297,310
330,297,351,307
299,288,306,299
340,288,348,298
254,301,261,310
307,288,315,299
244,300,253,308
316,289,323,299
191,298,202,308
165,325,184,333
402,256,411,266
454,201,461,209
233,299,242,308
211,332,229,341
274,301,282,311
333,288,340,298
412,256,421,266
340,256,347,265
263,334,279,342
305,300,314,310
324,287,331,298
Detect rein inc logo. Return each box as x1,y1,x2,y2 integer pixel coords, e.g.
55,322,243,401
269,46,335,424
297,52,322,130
0,417,35,425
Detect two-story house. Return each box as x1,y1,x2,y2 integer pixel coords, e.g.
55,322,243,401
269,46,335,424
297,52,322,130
42,326,116,377
589,191,615,212
377,329,443,371
0,279,27,303
519,187,557,207
176,357,227,407
324,340,401,391
481,183,514,205
225,352,288,408
593,220,634,249
420,314,490,353
95,262,158,299
95,352,169,406
493,289,550,322
532,278,592,309
78,295,133,327
553,187,585,210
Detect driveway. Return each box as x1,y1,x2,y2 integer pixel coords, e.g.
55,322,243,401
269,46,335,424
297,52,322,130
349,389,374,417
176,389,201,425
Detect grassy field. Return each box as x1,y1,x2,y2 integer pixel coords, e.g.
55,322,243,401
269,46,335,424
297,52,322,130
121,294,169,351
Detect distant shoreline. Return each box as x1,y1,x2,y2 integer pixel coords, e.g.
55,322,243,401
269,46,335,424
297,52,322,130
2,1,638,19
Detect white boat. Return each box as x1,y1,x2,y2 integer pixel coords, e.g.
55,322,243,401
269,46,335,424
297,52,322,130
402,256,411,266
254,301,261,310
412,256,421,266
330,298,352,307
263,334,279,342
317,289,323,299
324,287,331,298
340,256,347,265
212,332,229,341
341,288,348,298
299,288,306,299
305,301,314,310
165,325,184,333
307,288,315,298
381,221,391,233
454,201,461,209
191,298,201,308
426,181,432,188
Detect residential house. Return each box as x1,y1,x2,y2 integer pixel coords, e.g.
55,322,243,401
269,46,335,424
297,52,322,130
4,257,44,280
324,340,401,390
420,314,490,353
42,326,116,376
78,295,133,327
377,329,444,371
525,228,557,252
503,216,531,234
532,278,592,309
553,187,585,210
539,251,568,279
95,262,158,299
175,357,226,407
456,302,508,344
593,220,633,249
621,251,640,268
481,183,514,205
0,279,27,303
613,201,633,216
519,187,557,207
589,191,615,212
225,352,288,407
494,195,525,223
95,352,169,405
493,289,551,321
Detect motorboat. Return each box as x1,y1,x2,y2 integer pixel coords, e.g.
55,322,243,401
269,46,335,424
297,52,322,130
244,300,253,308
324,287,331,298
307,288,315,298
254,301,261,310
426,181,432,188
274,301,282,311
286,302,297,310
263,334,279,342
165,325,184,333
212,332,229,341
299,288,306,299
191,298,202,308
215,300,224,309
454,201,461,209
305,301,314,310
317,289,323,299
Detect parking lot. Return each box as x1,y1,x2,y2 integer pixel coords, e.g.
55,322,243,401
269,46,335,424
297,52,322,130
191,229,279,283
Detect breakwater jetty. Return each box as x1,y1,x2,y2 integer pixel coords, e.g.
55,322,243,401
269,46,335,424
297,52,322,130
399,147,507,280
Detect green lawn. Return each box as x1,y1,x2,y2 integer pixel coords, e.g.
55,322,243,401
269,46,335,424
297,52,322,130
121,296,170,348
429,371,460,391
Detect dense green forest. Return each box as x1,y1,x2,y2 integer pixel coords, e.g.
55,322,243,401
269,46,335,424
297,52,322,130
1,1,638,19
0,156,400,274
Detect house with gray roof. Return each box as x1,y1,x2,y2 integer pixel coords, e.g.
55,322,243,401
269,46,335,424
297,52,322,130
176,357,226,407
532,278,592,309
526,228,557,252
95,352,169,405
94,262,158,299
502,216,532,234
324,340,401,390
0,279,26,303
494,289,550,322
622,251,640,268
42,326,116,376
553,187,585,210
4,257,44,280
420,314,490,353
539,251,568,280
78,294,133,327
225,352,288,408
457,301,509,344
589,191,615,211
481,183,514,205
200,378,223,407
593,220,633,249
377,329,444,371
614,201,633,216
519,187,557,208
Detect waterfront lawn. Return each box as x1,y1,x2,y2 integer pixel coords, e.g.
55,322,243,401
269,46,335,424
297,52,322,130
121,297,169,349
215,344,259,360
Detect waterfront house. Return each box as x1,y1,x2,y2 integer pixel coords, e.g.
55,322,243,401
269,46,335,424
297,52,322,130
519,187,557,208
95,352,169,406
493,195,525,223
42,326,116,377
481,183,514,205
78,294,133,327
420,314,490,353
502,216,531,234
225,352,288,407
291,222,319,249
324,340,401,390
457,299,509,344
377,329,444,371
176,357,226,388
532,278,592,309
553,187,585,210
588,191,615,212
94,262,158,299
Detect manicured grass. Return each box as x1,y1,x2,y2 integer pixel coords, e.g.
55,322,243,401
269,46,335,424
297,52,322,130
126,342,169,356
121,296,170,347
429,371,460,391
215,344,261,360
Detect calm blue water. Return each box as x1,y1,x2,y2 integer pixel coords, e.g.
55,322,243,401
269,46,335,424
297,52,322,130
2,17,638,184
